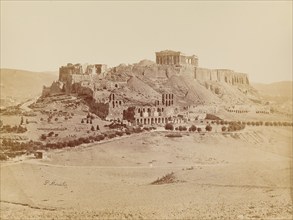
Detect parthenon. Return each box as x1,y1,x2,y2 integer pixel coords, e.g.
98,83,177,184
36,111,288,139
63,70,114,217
156,50,198,66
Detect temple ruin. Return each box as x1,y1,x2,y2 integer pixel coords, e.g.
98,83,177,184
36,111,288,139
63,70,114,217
156,50,198,66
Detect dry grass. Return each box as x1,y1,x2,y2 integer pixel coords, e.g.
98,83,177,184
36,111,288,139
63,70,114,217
151,172,177,185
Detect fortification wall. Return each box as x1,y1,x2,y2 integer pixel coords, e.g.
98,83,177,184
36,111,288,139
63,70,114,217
195,68,249,85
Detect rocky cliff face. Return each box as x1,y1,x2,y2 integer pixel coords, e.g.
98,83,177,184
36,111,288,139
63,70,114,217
42,60,259,110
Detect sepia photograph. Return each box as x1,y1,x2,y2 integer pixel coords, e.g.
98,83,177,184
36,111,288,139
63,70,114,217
0,1,292,219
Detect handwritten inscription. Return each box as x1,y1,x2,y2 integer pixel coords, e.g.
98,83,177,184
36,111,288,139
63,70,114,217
44,180,68,188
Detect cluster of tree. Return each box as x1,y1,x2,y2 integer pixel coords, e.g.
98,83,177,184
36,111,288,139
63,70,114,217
188,125,197,132
1,139,43,152
205,114,221,121
104,121,126,129
226,122,245,132
264,121,293,126
40,131,59,140
175,126,187,131
215,120,293,127
165,123,209,133
0,125,27,133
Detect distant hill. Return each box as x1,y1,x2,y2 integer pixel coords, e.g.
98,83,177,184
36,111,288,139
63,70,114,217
252,81,292,98
0,69,57,107
252,81,292,114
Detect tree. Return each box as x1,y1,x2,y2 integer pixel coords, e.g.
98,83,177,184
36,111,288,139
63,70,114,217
197,127,202,132
81,119,84,123
96,125,100,130
20,116,24,125
165,123,174,130
48,131,54,137
40,134,47,140
205,124,212,132
222,126,227,132
189,125,197,132
91,125,95,131
26,119,29,124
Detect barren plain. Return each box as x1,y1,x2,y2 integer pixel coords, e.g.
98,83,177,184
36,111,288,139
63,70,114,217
1,126,292,219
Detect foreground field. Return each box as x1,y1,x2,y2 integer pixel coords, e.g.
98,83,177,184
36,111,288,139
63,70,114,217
1,127,292,219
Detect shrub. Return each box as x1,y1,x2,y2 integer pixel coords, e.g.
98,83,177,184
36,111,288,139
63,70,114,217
116,131,124,136
0,153,8,161
197,127,202,132
222,126,227,132
165,123,174,131
189,125,197,132
205,125,212,132
48,131,54,137
134,127,143,133
108,133,116,139
67,141,76,147
40,134,47,140
165,134,182,138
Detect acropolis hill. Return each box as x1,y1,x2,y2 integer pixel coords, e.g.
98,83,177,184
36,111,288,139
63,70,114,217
41,50,261,121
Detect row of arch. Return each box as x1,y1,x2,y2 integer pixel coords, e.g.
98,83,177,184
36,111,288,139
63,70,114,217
137,107,164,113
136,117,168,125
162,94,174,99
227,110,249,113
227,109,270,114
112,100,122,108
256,111,270,114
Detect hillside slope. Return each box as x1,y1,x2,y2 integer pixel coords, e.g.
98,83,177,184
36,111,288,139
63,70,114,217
0,69,57,107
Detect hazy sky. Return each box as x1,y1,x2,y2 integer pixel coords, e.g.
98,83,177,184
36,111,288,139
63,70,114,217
1,1,292,83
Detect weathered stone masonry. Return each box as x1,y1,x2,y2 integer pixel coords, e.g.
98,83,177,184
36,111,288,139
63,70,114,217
156,50,249,85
